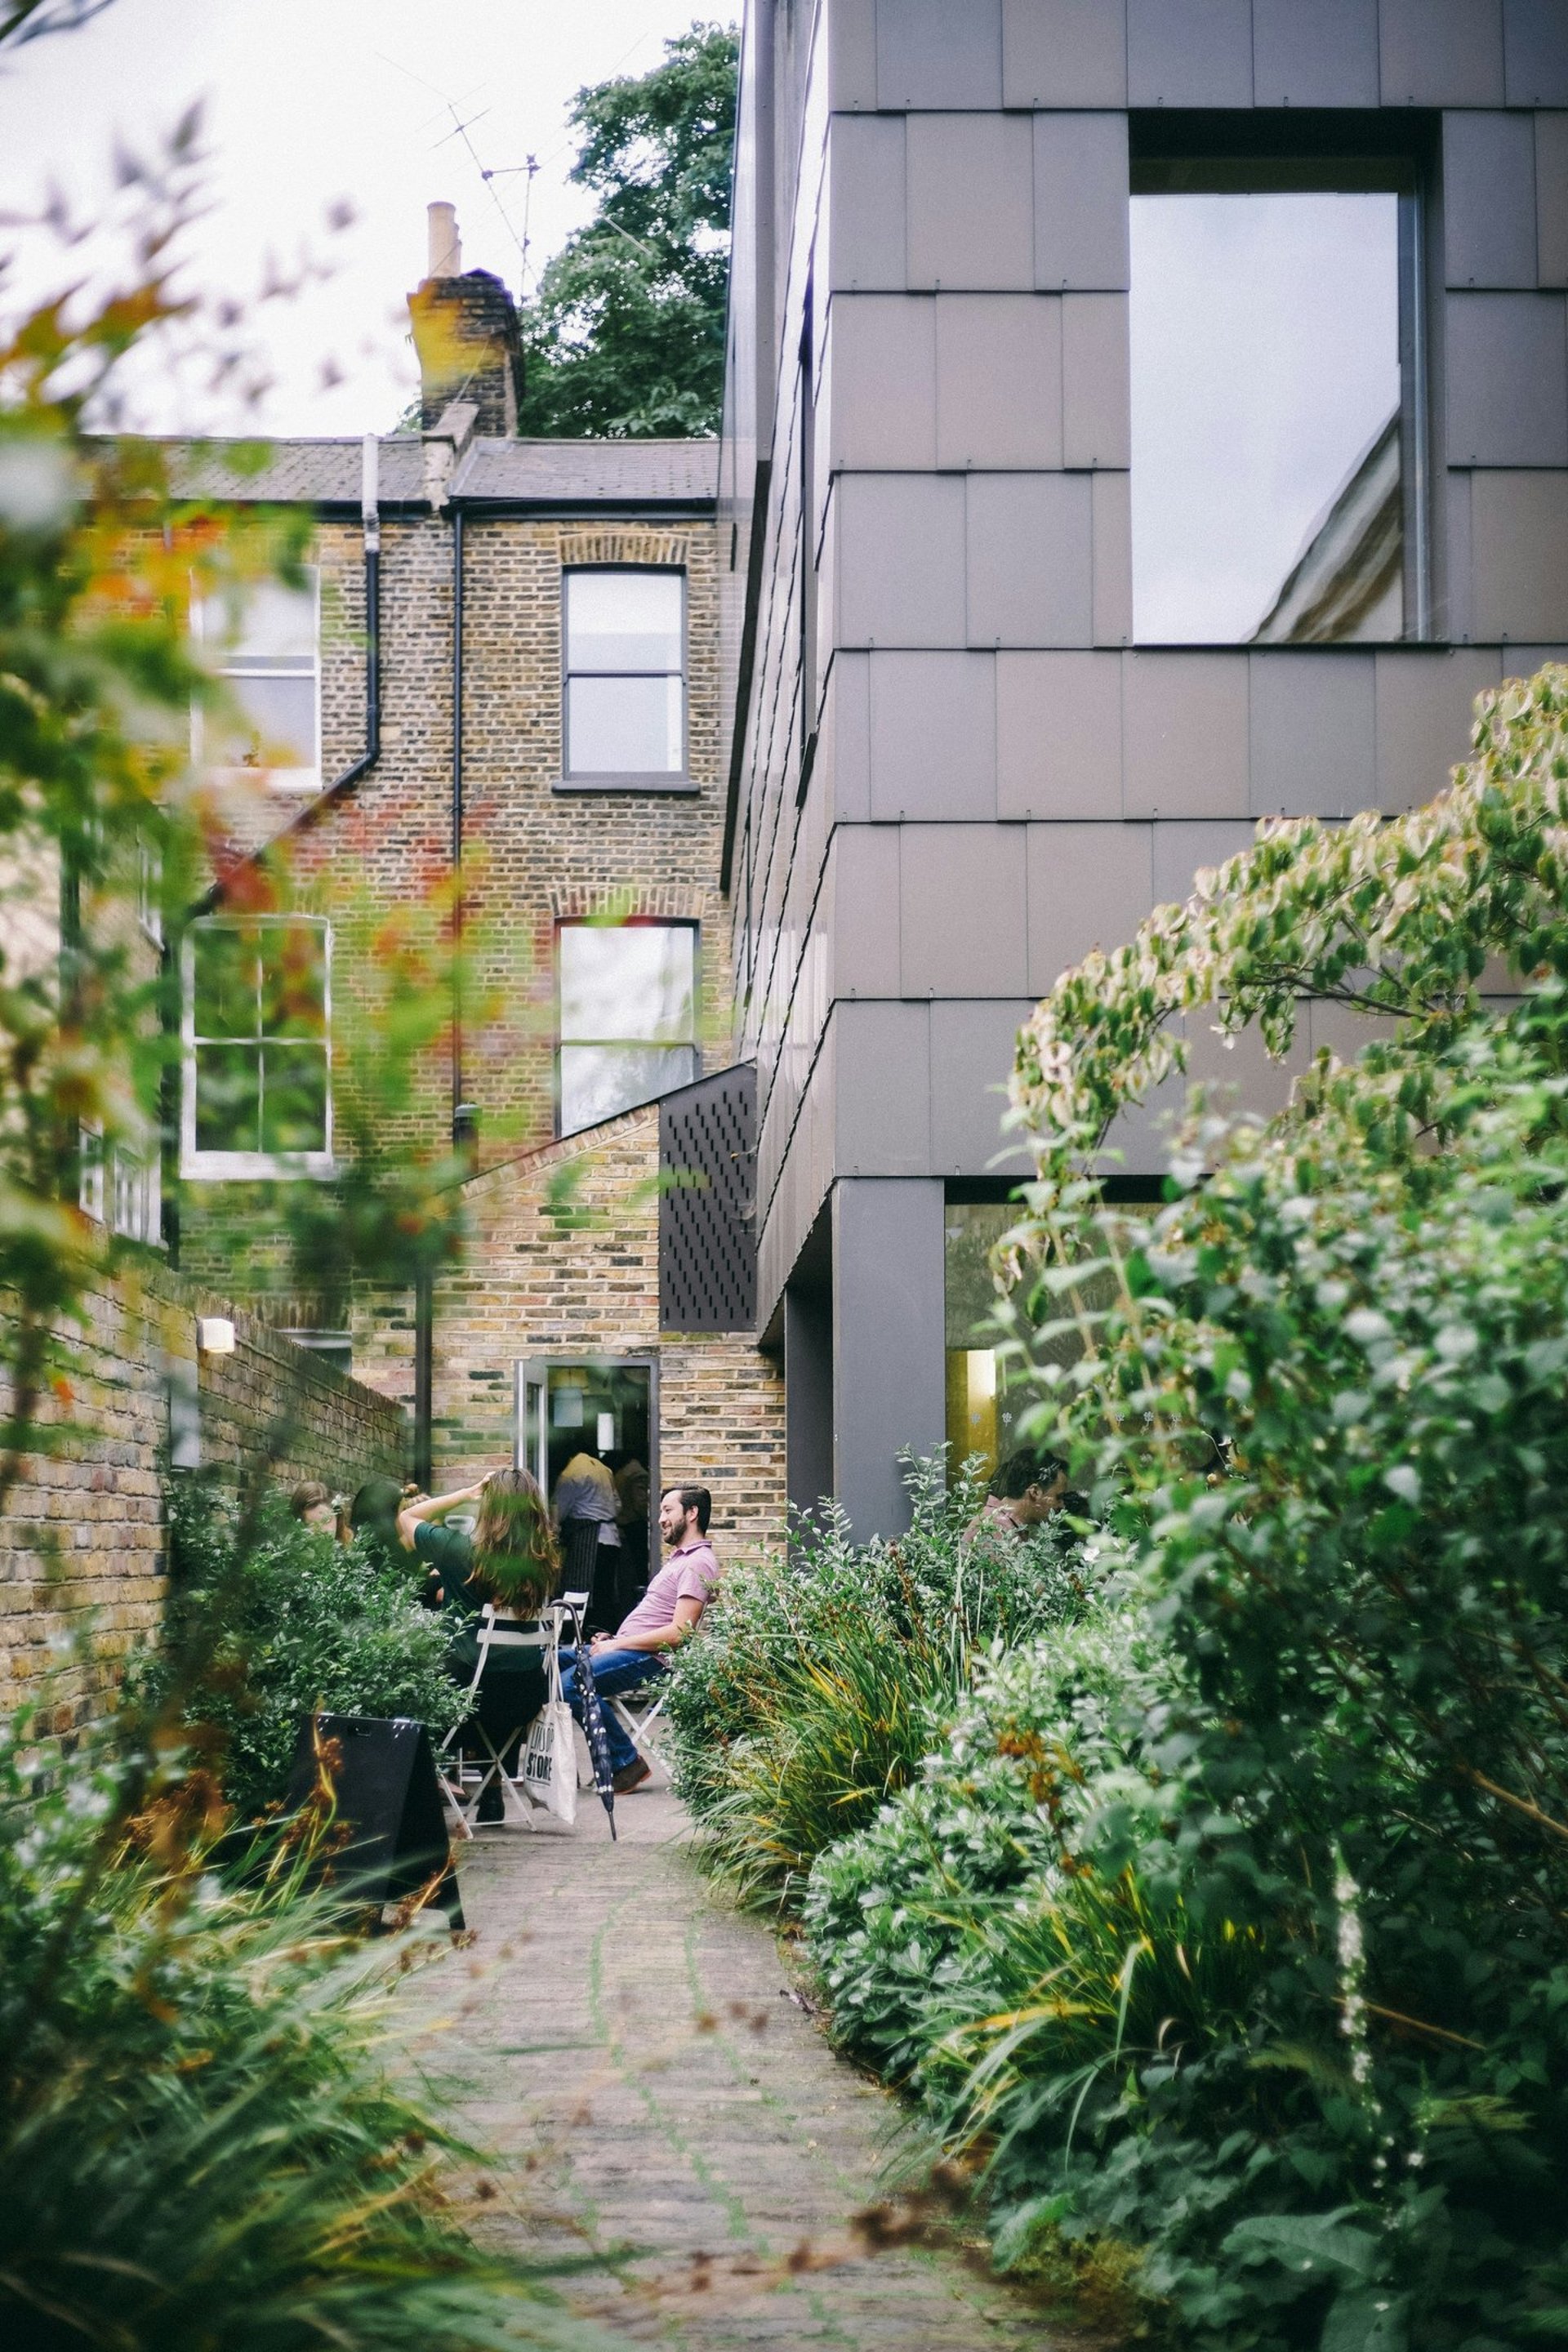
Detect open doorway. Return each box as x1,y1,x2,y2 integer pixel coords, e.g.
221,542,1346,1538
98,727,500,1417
516,1356,657,1632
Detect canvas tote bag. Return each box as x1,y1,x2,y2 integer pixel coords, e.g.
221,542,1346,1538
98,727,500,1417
521,1623,577,1825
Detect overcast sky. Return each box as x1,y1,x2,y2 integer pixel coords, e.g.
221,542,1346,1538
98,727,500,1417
0,0,718,437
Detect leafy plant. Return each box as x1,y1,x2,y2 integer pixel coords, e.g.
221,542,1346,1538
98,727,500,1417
135,1479,466,1821
0,1699,594,2350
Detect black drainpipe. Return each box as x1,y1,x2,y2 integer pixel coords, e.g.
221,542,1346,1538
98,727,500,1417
451,502,474,1151
336,434,382,794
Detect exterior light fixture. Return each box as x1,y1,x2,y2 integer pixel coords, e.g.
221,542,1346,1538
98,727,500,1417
196,1316,236,1356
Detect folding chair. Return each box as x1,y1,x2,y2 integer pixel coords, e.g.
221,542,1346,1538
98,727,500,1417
436,1604,551,1834
604,1671,674,1789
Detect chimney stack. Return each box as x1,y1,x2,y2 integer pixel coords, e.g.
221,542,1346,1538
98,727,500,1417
427,199,462,278
408,203,523,438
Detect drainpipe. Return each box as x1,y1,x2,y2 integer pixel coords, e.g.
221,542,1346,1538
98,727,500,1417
336,433,382,794
451,503,475,1153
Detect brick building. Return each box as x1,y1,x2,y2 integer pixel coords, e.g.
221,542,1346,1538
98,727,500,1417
176,210,786,1575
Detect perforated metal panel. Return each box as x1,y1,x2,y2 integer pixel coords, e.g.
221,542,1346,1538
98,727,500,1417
659,1063,757,1332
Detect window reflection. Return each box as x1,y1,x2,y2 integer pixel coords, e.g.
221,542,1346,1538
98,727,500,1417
557,920,697,1136
1129,193,1403,644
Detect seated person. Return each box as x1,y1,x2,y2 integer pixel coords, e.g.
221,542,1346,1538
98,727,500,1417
964,1446,1071,1549
559,1484,717,1794
290,1479,341,1538
398,1469,559,1820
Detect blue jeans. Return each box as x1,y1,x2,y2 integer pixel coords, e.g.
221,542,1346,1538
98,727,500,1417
558,1646,666,1775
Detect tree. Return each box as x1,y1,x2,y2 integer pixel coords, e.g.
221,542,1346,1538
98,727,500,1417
517,22,737,439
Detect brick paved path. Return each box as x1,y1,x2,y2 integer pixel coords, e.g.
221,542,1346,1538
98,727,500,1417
428,1784,1085,2349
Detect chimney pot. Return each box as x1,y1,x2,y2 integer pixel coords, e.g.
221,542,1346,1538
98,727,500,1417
427,200,461,278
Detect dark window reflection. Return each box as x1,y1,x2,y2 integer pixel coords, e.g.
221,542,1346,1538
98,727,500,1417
1130,193,1403,644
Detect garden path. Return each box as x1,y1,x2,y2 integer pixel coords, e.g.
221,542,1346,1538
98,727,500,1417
430,1784,1086,2350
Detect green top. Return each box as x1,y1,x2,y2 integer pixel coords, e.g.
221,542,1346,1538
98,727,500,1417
415,1520,544,1682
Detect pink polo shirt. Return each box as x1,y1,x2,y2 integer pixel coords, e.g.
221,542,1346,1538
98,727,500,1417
613,1539,719,1645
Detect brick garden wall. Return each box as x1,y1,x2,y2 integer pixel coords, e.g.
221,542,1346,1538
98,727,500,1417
405,1105,786,1559
0,1258,408,1734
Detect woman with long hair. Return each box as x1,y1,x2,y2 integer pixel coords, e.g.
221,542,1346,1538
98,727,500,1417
398,1469,559,1820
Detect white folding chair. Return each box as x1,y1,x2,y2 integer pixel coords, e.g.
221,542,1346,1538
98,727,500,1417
604,1673,674,1788
436,1604,551,1834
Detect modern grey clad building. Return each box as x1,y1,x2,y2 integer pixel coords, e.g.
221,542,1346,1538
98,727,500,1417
719,0,1568,1535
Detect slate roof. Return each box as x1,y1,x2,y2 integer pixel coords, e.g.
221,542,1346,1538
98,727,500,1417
162,434,716,509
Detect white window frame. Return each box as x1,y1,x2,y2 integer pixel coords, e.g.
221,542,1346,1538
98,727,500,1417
191,568,323,792
180,915,335,1180
79,1122,162,1245
560,565,688,787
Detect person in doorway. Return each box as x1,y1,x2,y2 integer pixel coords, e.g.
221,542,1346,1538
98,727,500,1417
550,1446,620,1627
558,1483,717,1794
611,1456,651,1618
397,1468,559,1822
965,1446,1071,1548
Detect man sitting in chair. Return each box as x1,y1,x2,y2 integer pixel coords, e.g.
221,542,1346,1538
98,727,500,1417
559,1483,717,1794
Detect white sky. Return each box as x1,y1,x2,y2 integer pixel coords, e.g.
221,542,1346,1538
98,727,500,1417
0,0,719,437
1129,193,1401,642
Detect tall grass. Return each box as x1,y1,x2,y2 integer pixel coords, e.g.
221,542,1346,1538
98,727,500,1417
666,1454,1107,1910
0,1698,597,2351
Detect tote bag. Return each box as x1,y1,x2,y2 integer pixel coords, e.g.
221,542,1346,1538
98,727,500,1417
521,1633,577,1825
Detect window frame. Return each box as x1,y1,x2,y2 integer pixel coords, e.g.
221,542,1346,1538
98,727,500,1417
180,914,336,1180
1128,113,1436,648
558,564,693,793
191,566,323,790
554,915,700,1139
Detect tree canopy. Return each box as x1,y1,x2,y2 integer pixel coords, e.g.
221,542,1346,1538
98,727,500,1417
517,21,737,439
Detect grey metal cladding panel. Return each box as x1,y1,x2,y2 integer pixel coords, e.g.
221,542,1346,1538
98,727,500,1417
1374,647,1501,812
996,650,1123,817
827,116,907,292
833,1000,932,1174
830,825,902,997
1446,293,1568,466
1470,470,1568,637
837,474,967,648
1122,651,1251,816
1505,0,1568,103
1004,0,1128,105
935,296,1063,469
966,473,1094,647
1443,466,1475,641
1151,819,1258,907
1127,0,1253,106
1253,0,1379,105
1026,821,1154,994
1503,642,1568,673
900,823,1029,996
1182,1010,1313,1124
868,651,999,818
1062,296,1132,468
826,650,873,817
830,0,880,107
1539,116,1568,285
1249,651,1376,817
827,298,937,469
1443,114,1537,288
875,0,1004,107
928,999,1036,1174
1092,470,1134,644
1033,115,1130,292
906,114,1034,292
1379,0,1504,104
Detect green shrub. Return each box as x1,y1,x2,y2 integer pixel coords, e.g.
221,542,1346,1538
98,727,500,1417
141,1480,466,1820
802,1600,1152,2085
666,1454,1107,1909
0,1704,590,2350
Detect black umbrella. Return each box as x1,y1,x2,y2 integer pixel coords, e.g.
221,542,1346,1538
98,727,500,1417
572,1637,617,1841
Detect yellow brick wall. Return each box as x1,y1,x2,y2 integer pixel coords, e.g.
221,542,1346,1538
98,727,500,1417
406,1104,786,1561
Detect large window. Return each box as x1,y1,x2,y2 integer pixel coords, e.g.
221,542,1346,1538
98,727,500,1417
1130,144,1427,645
182,916,332,1177
194,573,320,782
563,569,685,780
557,920,697,1136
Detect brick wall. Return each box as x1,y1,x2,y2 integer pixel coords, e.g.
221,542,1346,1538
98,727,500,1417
0,1258,408,1734
409,1105,786,1559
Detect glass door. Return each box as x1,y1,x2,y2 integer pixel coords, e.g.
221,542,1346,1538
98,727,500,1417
514,1355,657,1631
